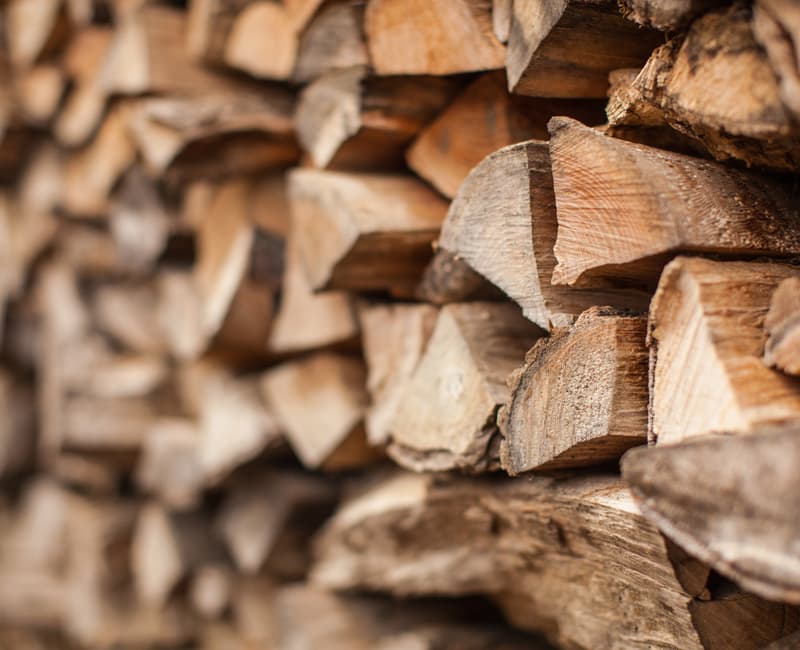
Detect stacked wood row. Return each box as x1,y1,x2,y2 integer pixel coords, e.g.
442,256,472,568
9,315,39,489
0,0,799,648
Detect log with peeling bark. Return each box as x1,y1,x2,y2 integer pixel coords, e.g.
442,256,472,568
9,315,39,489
387,303,543,472
438,137,649,329
364,0,505,75
622,425,800,604
406,71,604,198
312,471,800,649
608,4,800,172
295,67,461,170
764,276,800,375
499,307,648,474
549,118,800,288
506,0,661,98
648,257,800,446
619,0,727,30
261,352,378,469
289,169,449,296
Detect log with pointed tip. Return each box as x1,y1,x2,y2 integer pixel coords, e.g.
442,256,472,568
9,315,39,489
648,257,800,446
622,425,800,604
438,138,648,329
506,0,661,98
289,169,448,297
549,118,800,288
499,307,648,474
387,303,543,472
365,0,505,75
609,4,800,172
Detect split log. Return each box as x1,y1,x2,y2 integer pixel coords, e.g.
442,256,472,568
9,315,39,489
622,425,800,604
438,139,648,329
13,64,65,125
5,0,69,68
360,303,438,446
132,503,224,608
549,118,800,288
91,282,166,355
648,257,800,446
60,102,136,218
764,276,800,375
0,372,36,479
608,5,800,172
493,0,512,42
312,471,800,649
190,565,232,620
506,0,661,97
414,249,505,305
289,169,448,296
216,471,334,574
293,0,369,83
268,233,359,354
406,72,604,198
754,0,800,122
135,418,204,510
388,303,543,473
619,0,727,30
127,92,297,184
364,0,505,75
499,307,647,474
295,67,461,170
261,352,377,470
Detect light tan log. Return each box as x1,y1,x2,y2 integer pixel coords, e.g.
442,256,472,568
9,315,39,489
764,276,800,375
216,471,333,574
754,0,800,122
648,257,800,446
506,0,660,97
92,283,166,355
364,0,505,75
492,0,512,42
295,67,460,170
293,0,369,83
499,307,647,474
13,64,65,125
360,303,438,446
439,139,647,329
190,565,232,620
261,352,377,469
5,0,68,68
268,232,359,354
312,471,800,649
549,118,800,288
623,425,800,604
135,418,204,510
608,5,800,172
619,0,726,30
54,26,112,146
406,72,603,198
60,103,136,218
289,169,448,296
127,92,297,184
388,303,543,472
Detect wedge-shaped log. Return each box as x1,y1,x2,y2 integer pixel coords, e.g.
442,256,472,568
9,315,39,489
500,307,647,474
439,139,648,329
293,0,369,83
609,5,800,172
269,233,359,353
295,67,460,170
128,92,297,184
506,0,660,97
765,276,800,375
754,0,800,122
415,249,505,305
619,0,726,30
365,0,505,75
312,471,800,649
406,72,604,198
360,303,438,446
623,426,800,604
649,257,800,446
261,353,377,469
388,303,543,472
549,118,800,288
289,169,448,296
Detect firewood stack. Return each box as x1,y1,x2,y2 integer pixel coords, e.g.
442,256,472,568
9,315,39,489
1,0,800,647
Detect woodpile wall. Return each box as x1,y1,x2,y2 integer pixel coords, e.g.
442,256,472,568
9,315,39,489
1,0,800,648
